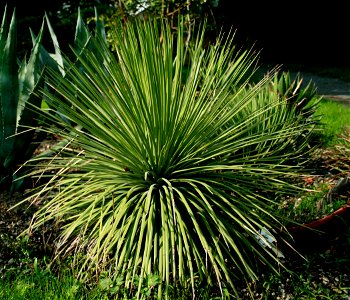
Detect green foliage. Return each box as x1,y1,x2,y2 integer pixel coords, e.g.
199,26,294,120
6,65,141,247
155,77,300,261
37,7,106,80
31,7,107,126
94,0,219,52
118,0,217,20
0,6,44,192
23,17,318,298
262,71,321,152
0,4,107,192
269,71,318,116
227,70,320,164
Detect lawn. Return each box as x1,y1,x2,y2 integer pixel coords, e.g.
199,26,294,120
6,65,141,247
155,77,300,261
315,98,350,147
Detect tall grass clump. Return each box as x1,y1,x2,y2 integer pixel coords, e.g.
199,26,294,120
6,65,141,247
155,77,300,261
21,18,319,298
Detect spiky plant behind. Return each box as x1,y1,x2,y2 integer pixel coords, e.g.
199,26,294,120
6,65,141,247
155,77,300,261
24,19,315,298
0,6,45,192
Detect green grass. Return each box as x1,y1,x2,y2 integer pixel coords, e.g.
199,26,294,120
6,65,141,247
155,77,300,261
0,262,233,299
0,272,89,300
315,98,350,146
1,251,349,300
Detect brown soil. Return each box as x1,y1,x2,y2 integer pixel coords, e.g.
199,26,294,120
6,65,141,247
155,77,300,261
0,192,46,274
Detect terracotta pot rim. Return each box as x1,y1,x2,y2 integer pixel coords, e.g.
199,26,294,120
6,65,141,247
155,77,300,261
287,202,350,232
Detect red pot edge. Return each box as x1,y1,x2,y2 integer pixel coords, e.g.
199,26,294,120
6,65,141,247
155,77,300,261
287,202,350,232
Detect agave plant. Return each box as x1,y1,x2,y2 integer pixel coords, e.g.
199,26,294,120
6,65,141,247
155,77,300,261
0,6,44,192
24,18,317,298
270,71,319,117
0,5,108,192
34,7,106,110
228,70,321,162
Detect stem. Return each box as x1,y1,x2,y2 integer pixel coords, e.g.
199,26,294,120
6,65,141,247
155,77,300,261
185,0,191,47
117,0,127,24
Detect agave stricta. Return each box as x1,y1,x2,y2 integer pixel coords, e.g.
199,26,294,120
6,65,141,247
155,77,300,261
0,6,44,192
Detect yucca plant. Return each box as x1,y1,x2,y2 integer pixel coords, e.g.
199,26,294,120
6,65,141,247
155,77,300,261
0,6,44,192
23,18,317,298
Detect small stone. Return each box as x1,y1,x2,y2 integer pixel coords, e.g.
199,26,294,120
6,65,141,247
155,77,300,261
332,287,342,294
322,276,330,284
